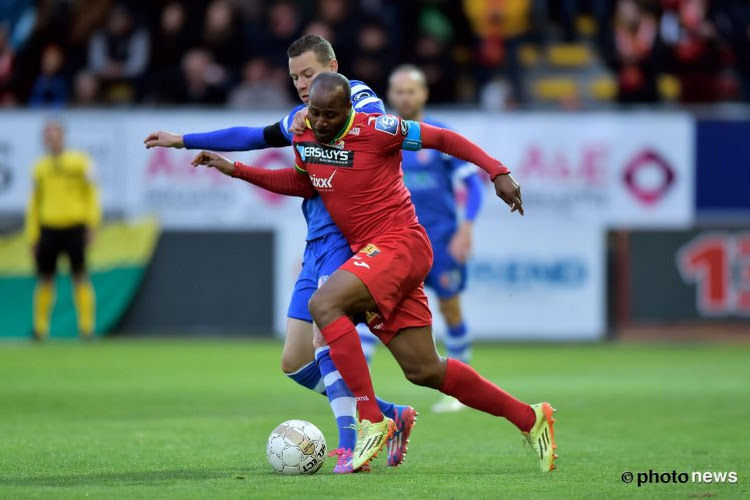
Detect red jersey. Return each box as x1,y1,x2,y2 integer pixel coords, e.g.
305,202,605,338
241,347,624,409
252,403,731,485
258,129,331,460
292,112,419,251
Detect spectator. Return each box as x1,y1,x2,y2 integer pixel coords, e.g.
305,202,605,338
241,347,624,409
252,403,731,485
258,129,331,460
612,0,660,103
0,23,14,105
316,0,356,72
351,21,394,97
88,3,149,103
412,33,457,103
661,0,721,103
72,70,100,107
228,57,293,108
29,44,68,108
262,1,303,69
174,48,227,104
201,0,244,70
148,1,194,103
463,0,534,103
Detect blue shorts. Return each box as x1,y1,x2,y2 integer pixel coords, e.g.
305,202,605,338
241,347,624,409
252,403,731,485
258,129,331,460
287,232,353,322
424,240,467,299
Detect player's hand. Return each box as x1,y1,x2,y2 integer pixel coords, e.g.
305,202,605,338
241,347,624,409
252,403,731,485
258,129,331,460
448,222,473,264
289,108,309,135
493,173,524,216
191,151,234,176
144,131,184,149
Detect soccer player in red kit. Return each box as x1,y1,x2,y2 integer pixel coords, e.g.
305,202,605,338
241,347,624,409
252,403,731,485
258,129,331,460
192,73,557,473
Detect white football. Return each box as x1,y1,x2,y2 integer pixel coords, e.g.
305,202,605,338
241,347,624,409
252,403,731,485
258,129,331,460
266,420,327,475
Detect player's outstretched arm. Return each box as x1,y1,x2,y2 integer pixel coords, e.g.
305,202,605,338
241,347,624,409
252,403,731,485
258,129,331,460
144,125,284,152
191,151,316,198
419,123,523,215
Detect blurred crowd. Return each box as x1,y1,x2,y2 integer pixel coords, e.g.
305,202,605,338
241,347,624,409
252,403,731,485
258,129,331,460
1,0,749,109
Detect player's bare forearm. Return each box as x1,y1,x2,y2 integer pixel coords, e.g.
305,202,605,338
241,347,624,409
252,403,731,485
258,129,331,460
420,123,523,215
232,163,316,198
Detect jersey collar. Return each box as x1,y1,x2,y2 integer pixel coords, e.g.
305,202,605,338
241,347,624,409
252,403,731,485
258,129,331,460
328,108,355,145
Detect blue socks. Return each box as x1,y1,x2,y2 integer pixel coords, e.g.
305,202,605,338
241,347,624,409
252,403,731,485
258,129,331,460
315,346,357,451
357,323,378,364
285,359,326,394
445,321,471,363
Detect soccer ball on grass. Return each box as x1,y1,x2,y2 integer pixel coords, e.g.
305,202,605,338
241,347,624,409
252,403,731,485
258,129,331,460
266,419,327,475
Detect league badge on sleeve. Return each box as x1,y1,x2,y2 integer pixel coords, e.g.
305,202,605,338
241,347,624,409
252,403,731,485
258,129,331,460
374,115,399,135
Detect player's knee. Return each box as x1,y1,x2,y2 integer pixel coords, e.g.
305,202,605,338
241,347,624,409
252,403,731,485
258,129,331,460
403,362,443,389
280,352,305,375
308,290,340,327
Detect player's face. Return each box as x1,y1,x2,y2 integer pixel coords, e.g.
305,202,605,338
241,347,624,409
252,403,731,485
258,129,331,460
387,71,427,121
43,123,64,154
288,51,338,104
307,92,351,144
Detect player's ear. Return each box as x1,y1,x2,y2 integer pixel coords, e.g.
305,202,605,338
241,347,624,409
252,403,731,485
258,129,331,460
329,59,338,72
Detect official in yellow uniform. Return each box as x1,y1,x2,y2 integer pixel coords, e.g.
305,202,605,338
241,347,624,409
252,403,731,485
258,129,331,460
25,120,101,340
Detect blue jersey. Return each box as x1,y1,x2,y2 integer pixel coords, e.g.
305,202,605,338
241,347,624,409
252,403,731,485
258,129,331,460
278,80,385,241
401,117,476,242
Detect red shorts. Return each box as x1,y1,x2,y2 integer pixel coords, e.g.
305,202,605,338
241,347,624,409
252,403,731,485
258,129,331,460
340,224,434,344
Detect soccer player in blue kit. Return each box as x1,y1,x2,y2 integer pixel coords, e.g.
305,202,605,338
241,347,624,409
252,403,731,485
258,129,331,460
144,35,416,473
373,64,484,414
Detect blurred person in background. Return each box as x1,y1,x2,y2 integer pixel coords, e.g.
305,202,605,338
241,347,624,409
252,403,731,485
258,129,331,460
201,0,244,74
385,64,484,413
88,3,149,103
72,69,100,107
148,1,194,103
0,23,16,105
29,43,68,107
25,120,100,341
611,0,660,103
174,48,228,104
708,0,750,102
228,57,293,108
660,0,721,103
351,20,393,96
464,0,533,104
263,1,304,69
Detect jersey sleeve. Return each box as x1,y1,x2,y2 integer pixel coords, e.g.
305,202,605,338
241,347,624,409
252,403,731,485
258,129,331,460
350,80,385,113
365,114,421,153
277,104,308,144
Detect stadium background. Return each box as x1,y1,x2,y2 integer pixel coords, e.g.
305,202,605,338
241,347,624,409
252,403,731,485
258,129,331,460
0,1,749,497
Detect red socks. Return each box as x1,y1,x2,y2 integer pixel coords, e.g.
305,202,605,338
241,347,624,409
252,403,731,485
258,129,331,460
440,358,536,433
320,316,383,423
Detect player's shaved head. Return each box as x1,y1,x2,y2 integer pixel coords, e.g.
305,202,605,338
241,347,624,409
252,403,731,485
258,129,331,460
309,72,351,105
307,73,353,144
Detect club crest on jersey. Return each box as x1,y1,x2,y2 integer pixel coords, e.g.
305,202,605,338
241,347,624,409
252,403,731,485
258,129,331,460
353,90,373,102
359,244,380,258
374,114,399,135
296,142,354,167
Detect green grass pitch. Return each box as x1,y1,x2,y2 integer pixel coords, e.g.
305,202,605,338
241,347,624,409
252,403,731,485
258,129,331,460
1,339,748,499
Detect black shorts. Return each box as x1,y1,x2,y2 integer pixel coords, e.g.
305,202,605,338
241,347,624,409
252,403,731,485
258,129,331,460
35,225,87,276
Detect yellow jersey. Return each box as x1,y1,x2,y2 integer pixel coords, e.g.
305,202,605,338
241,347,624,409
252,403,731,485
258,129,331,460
25,150,101,244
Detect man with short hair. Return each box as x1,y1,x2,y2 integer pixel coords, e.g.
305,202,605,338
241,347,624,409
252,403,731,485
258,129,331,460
26,120,100,340
384,64,484,413
143,35,414,474
191,72,557,474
